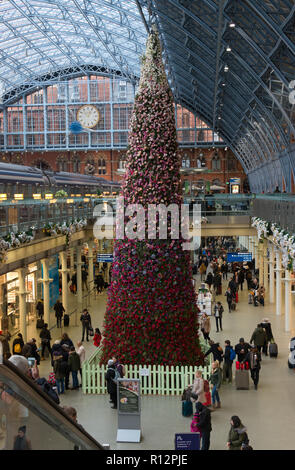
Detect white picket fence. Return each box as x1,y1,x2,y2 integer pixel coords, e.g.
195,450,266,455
82,361,211,396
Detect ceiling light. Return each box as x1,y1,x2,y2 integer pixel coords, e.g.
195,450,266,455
224,65,229,72
218,116,222,120
229,22,236,28
222,83,226,86
226,45,232,52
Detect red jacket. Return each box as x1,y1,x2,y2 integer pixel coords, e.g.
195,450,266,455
93,333,101,347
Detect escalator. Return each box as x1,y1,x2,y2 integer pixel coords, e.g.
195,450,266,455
0,357,105,450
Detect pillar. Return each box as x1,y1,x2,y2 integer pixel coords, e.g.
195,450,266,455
17,268,27,343
258,241,264,285
263,240,268,291
76,246,83,308
59,251,69,314
69,247,75,277
284,269,292,332
41,258,51,327
269,243,275,303
88,240,94,292
275,250,282,316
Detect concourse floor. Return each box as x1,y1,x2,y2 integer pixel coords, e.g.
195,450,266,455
28,278,295,450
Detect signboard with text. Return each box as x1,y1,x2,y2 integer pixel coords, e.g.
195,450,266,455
117,378,141,443
227,252,252,263
97,254,114,263
175,433,200,450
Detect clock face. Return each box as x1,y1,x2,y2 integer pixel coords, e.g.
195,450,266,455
77,105,100,129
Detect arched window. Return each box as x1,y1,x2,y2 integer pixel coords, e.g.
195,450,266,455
182,153,190,168
212,152,221,170
33,159,52,171
72,157,80,173
98,158,106,175
227,155,237,171
57,156,68,172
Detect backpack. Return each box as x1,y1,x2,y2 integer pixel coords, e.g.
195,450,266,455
242,432,250,446
230,347,236,361
203,380,209,393
14,343,21,354
112,368,121,384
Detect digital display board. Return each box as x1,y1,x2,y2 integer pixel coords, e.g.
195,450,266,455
227,252,252,263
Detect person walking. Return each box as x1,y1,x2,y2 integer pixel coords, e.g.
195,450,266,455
227,416,248,450
213,271,222,296
225,287,233,313
222,340,234,383
53,351,66,395
68,346,81,390
213,301,224,332
54,299,65,328
234,338,251,363
261,318,274,356
12,333,24,356
244,346,261,390
205,272,213,291
195,402,212,451
77,341,86,386
204,340,223,364
105,359,118,409
13,426,32,450
250,324,267,353
200,313,211,342
36,299,44,319
228,277,237,297
80,309,92,342
93,328,102,347
199,262,207,281
246,270,253,290
39,323,52,361
221,261,228,280
82,268,88,291
238,270,245,291
209,361,222,409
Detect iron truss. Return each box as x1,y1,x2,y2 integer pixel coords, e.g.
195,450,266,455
0,0,294,190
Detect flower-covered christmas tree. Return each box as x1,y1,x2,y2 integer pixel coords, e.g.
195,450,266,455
100,28,203,365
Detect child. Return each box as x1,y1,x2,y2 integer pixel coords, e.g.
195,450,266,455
93,328,102,347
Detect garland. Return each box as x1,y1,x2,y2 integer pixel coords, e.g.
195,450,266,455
0,228,36,263
43,218,87,246
251,217,295,272
0,218,87,263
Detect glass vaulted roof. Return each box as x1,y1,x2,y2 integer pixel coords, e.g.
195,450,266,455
0,0,294,179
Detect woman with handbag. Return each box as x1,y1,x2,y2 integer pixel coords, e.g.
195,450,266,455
209,361,222,409
191,370,205,406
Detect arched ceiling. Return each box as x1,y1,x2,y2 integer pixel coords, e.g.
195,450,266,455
0,0,294,176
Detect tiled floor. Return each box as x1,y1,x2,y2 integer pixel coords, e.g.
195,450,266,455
26,277,295,450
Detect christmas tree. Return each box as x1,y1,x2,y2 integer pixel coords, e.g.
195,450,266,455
100,28,203,366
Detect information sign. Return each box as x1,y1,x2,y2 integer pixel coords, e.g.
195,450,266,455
227,252,252,263
175,433,200,450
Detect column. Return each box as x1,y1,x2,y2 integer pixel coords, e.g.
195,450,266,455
59,251,69,314
269,243,275,303
17,268,27,343
254,240,258,272
41,259,52,327
258,241,264,285
283,269,292,332
87,240,94,293
263,240,268,291
69,247,75,277
275,250,282,316
76,246,83,308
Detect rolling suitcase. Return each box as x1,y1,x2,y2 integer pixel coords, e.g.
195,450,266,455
36,318,44,329
235,369,249,390
64,314,70,327
231,300,236,311
182,400,193,417
269,341,278,358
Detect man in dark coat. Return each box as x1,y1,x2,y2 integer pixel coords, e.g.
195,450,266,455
250,324,267,353
39,323,52,360
80,309,92,342
238,270,245,291
105,360,117,409
234,338,251,362
204,340,223,364
195,402,212,450
36,299,44,319
54,299,65,328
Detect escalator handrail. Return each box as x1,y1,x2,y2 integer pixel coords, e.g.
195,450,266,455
0,359,105,450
